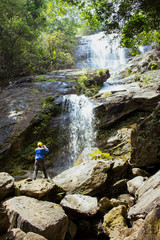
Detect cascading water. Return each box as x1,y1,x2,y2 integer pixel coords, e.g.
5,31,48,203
75,32,131,71
75,31,151,72
62,94,97,169
53,31,151,173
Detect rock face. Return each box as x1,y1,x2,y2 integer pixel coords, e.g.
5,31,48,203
0,172,14,201
136,205,160,240
127,176,147,196
1,50,160,240
60,194,98,217
3,196,68,240
128,170,160,220
53,160,112,196
102,205,128,239
95,83,160,129
0,203,10,234
16,179,65,202
1,228,48,240
130,104,160,167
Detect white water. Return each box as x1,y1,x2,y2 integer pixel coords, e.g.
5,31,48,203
75,32,131,71
75,31,151,72
53,32,151,173
62,94,97,167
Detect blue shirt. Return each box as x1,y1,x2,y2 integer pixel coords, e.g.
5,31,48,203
35,147,49,160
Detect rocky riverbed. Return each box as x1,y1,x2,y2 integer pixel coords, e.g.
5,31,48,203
0,48,160,239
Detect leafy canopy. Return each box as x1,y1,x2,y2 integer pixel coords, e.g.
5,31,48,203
63,0,160,52
0,0,79,82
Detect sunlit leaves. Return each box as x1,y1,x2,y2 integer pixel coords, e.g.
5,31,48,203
63,0,160,51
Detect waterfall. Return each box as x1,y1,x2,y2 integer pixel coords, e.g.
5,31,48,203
62,94,97,168
75,32,131,71
75,31,151,72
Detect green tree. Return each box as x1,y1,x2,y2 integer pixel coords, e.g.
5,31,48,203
0,0,80,83
63,0,160,53
0,0,46,80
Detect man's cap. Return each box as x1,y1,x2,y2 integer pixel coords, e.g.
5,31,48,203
37,142,43,147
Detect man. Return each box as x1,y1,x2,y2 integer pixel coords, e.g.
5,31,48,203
33,142,49,180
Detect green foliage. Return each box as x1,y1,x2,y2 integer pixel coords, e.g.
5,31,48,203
77,74,91,89
96,69,108,77
41,96,55,109
33,76,47,82
29,88,40,93
101,92,112,98
0,0,79,83
121,13,160,53
0,0,46,80
64,0,160,52
87,148,113,160
76,73,101,97
36,31,75,72
125,68,132,77
150,63,159,71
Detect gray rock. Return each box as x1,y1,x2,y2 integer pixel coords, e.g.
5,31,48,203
0,228,48,240
110,198,128,208
98,197,112,215
0,228,26,240
16,178,65,202
111,179,128,196
95,83,160,129
0,203,10,234
117,194,135,207
60,194,98,217
106,128,131,157
136,205,160,240
24,231,48,240
132,168,149,177
130,104,160,167
0,172,14,201
111,158,129,179
136,169,160,199
128,170,160,220
3,196,68,240
127,176,147,196
53,160,112,196
103,205,128,239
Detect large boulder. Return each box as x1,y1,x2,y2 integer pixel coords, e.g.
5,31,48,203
0,203,10,234
60,194,98,217
130,104,160,167
105,128,131,158
0,172,14,201
3,196,68,240
136,205,160,240
102,205,128,239
95,83,160,129
128,170,160,220
53,160,112,196
130,49,160,73
0,228,48,240
127,176,147,196
16,178,65,202
119,219,144,240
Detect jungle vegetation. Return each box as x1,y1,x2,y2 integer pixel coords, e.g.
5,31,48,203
1,0,160,82
64,0,160,54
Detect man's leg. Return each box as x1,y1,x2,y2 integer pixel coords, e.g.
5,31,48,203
39,160,48,178
33,161,39,180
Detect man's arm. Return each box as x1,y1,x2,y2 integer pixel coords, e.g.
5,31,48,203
43,145,49,153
